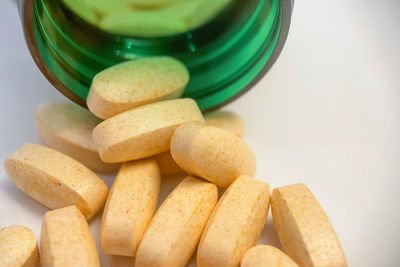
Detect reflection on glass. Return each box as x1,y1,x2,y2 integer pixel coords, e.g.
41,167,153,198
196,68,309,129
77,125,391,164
61,0,233,37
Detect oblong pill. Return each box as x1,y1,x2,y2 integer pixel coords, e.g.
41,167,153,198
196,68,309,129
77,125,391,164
204,110,244,137
35,101,119,172
0,225,39,267
155,111,244,176
271,184,347,267
101,159,161,256
4,143,108,220
197,175,270,267
92,98,204,163
41,206,100,267
241,245,299,267
135,176,218,267
170,122,256,187
87,57,189,119
154,150,184,175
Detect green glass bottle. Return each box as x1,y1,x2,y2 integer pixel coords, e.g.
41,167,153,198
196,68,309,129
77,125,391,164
16,0,293,110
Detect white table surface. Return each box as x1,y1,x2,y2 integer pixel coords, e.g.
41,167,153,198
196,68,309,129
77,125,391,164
1,0,399,266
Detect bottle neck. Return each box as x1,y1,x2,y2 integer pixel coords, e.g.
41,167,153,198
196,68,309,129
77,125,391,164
18,0,293,111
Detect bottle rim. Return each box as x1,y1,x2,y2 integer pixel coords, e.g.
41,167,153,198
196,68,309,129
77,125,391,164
19,0,294,111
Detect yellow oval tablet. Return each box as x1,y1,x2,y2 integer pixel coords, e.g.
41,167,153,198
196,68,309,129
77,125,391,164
154,111,244,176
92,98,204,163
101,159,161,256
271,184,347,267
170,122,256,187
0,225,39,267
197,175,270,267
87,57,189,119
40,206,100,267
135,176,218,267
241,245,299,267
4,143,108,220
35,101,119,172
204,110,244,137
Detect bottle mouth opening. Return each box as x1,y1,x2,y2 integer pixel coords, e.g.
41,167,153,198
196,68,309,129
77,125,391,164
20,0,293,111
59,0,239,39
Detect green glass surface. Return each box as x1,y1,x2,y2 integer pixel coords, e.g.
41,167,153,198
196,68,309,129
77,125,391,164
32,0,282,110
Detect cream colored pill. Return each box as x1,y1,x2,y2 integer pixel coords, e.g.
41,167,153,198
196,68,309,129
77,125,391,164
0,226,39,267
92,98,204,163
101,159,161,256
4,143,108,220
35,101,119,172
197,175,270,267
241,245,299,267
155,112,244,175
87,57,189,119
41,206,100,267
271,184,347,267
135,176,218,267
170,122,256,187
204,110,244,137
154,150,184,175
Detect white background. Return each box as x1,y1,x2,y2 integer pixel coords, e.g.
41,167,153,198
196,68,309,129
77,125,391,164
1,0,399,266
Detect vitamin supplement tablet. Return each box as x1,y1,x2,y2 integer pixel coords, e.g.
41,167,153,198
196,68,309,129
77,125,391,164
101,159,161,256
271,184,347,267
41,206,100,267
92,98,204,163
135,176,218,267
197,175,270,267
4,143,108,220
87,57,189,119
35,101,119,172
170,122,256,187
155,110,244,176
155,150,184,175
0,225,39,267
204,110,244,137
241,245,299,267
160,108,246,175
